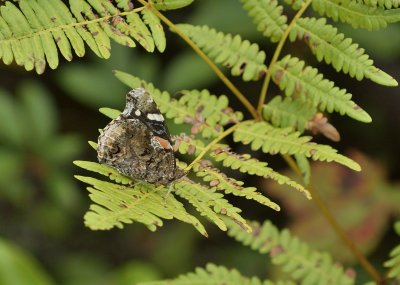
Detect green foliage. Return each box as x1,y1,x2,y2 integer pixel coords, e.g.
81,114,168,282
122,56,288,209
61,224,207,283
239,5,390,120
310,0,400,30
226,219,355,285
262,95,316,132
209,144,311,198
0,238,54,285
271,55,372,122
0,0,191,73
240,0,288,43
234,121,361,171
176,24,267,81
0,82,83,235
384,221,400,281
291,17,397,86
139,263,296,285
192,161,280,210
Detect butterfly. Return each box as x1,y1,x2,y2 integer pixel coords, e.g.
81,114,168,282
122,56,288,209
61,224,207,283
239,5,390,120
97,88,184,185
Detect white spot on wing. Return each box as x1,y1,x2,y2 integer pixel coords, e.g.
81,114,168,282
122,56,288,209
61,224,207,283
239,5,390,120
135,109,141,116
147,113,164,122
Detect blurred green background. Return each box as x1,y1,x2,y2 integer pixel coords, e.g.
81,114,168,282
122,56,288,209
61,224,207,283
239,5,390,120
0,1,399,284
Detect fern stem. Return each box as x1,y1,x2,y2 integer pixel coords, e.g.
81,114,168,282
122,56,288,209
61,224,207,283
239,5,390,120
257,0,312,115
282,154,383,283
139,0,259,120
185,124,239,172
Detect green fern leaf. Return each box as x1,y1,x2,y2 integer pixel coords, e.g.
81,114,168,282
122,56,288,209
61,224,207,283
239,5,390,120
153,0,194,10
210,144,311,199
312,0,400,30
173,134,204,156
291,17,398,86
226,219,354,285
139,263,296,285
294,153,311,185
73,160,132,185
262,95,316,132
141,8,166,52
0,0,168,73
384,221,400,280
360,0,400,8
75,175,207,235
272,55,372,123
240,0,288,43
99,107,120,119
234,121,361,171
73,160,211,235
176,24,267,81
193,161,280,211
113,71,243,138
175,179,252,232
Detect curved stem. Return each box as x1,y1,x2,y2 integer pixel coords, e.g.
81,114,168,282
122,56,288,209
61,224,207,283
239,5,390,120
257,0,312,114
139,0,259,120
283,154,383,283
185,124,239,172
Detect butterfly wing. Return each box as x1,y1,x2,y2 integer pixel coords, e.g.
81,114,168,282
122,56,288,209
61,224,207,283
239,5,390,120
97,88,183,185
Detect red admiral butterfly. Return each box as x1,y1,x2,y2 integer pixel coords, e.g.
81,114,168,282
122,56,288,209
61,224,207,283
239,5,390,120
97,88,184,185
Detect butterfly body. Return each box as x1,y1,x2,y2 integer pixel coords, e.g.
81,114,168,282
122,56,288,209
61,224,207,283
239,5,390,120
97,88,184,185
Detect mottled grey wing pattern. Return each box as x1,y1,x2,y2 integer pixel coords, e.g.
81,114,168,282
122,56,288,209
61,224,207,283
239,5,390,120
97,88,184,185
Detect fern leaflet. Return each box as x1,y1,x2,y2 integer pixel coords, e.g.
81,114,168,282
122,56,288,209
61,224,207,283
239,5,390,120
0,0,174,73
193,161,280,211
291,17,398,86
384,221,400,280
174,179,252,232
226,219,354,285
272,55,372,123
311,0,400,30
210,144,311,199
139,263,297,285
152,0,194,10
240,0,288,43
74,174,207,236
233,121,361,171
359,0,400,8
176,24,267,81
262,95,316,132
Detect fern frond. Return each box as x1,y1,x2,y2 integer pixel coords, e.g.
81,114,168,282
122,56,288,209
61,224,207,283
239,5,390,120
272,55,372,123
175,24,267,81
74,160,132,184
291,17,398,86
139,263,297,285
262,95,316,132
226,219,354,285
294,153,311,185
193,161,280,211
175,179,252,232
360,0,400,8
234,121,361,171
210,144,311,199
240,0,288,43
152,0,194,11
0,0,168,73
384,221,400,280
75,175,207,236
173,134,204,156
311,0,400,30
113,71,242,138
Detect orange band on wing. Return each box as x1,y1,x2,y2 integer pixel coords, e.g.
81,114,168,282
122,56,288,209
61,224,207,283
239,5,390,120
154,136,172,150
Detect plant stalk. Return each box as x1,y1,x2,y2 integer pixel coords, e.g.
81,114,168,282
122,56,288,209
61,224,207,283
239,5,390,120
257,0,312,115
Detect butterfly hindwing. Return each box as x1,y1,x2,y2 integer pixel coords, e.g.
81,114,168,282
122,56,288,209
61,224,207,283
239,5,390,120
97,88,184,185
